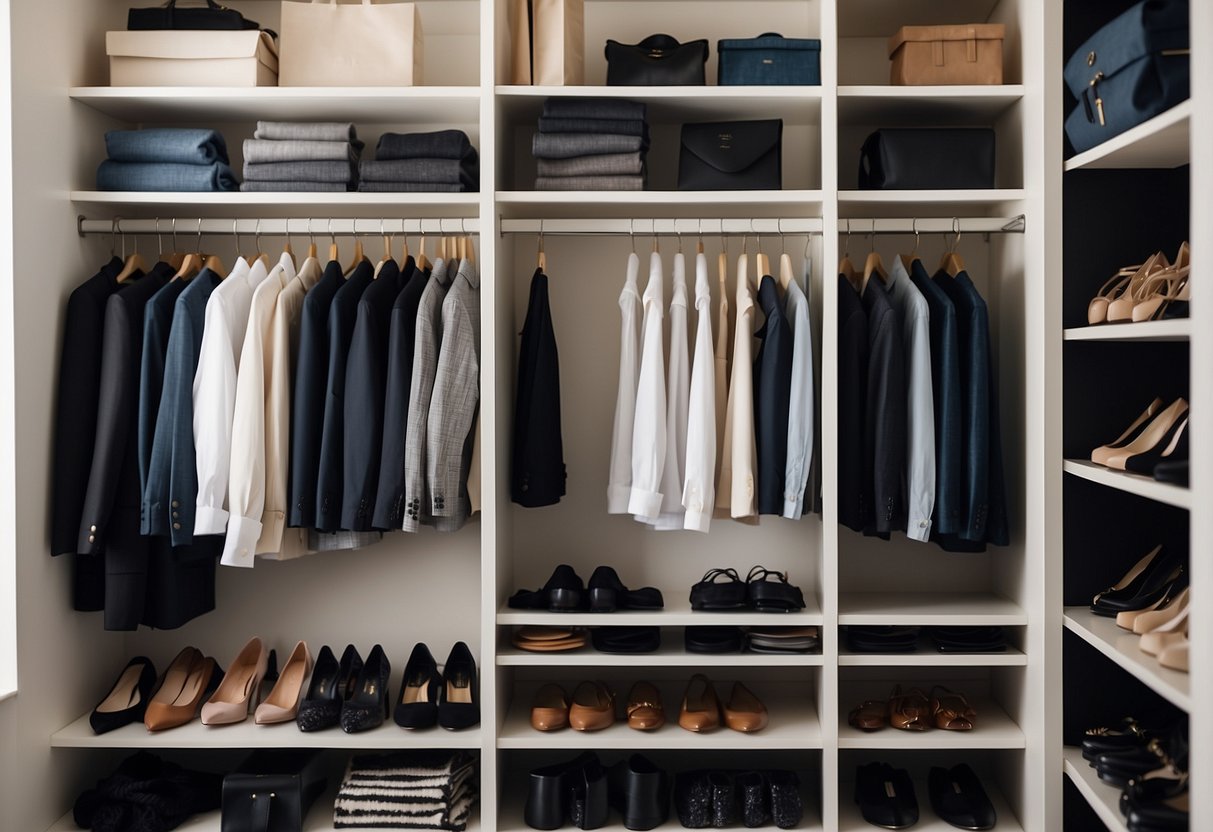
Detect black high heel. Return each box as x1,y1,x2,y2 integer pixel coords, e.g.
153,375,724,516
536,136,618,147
90,656,157,735
1125,416,1188,477
588,566,664,612
298,644,361,733
438,641,480,730
341,644,391,733
1090,546,1184,616
395,642,441,730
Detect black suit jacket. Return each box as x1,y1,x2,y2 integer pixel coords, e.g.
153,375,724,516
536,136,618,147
341,259,405,530
754,275,793,515
861,277,907,538
372,261,429,528
837,274,868,532
512,269,566,507
316,259,374,531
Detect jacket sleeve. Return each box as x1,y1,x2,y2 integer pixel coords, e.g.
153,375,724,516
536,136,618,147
341,301,386,531
904,301,936,541
258,289,293,555
427,287,479,523
728,261,757,519
192,293,238,535
606,253,641,513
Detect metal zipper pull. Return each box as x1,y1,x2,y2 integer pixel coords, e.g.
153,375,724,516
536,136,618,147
1090,72,1106,126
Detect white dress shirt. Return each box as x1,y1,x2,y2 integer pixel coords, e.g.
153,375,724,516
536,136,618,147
683,252,716,532
718,254,757,519
713,254,731,511
221,259,292,567
193,256,275,534
782,254,816,519
628,251,667,521
887,256,936,541
607,252,642,514
655,253,690,530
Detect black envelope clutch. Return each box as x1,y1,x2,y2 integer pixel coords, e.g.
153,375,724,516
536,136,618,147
221,750,326,832
678,119,783,191
605,34,708,85
128,0,264,32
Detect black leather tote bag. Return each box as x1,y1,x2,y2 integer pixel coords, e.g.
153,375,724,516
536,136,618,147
128,0,264,31
606,34,708,85
678,119,783,190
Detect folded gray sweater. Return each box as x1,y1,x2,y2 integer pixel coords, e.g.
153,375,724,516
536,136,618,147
254,121,358,142
535,175,644,191
243,139,363,164
532,132,646,160
240,181,350,192
242,160,354,183
536,151,644,178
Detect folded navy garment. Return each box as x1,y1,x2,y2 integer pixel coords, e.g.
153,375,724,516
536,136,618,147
97,160,239,192
253,121,358,143
535,175,644,191
358,158,478,188
542,97,647,122
104,128,230,165
536,151,645,178
242,160,355,183
375,129,476,162
532,132,648,160
240,181,350,192
242,139,364,164
356,182,471,193
538,116,647,137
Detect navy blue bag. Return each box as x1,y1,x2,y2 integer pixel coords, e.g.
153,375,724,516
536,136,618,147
1064,0,1189,155
717,33,821,86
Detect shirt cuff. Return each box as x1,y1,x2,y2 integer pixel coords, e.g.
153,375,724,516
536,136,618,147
906,516,932,543
627,488,663,520
256,510,286,556
782,493,805,520
653,512,684,531
683,508,711,533
194,505,230,536
220,515,263,568
607,484,632,514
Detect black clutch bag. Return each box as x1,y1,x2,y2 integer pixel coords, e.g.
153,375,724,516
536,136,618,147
128,0,264,32
221,750,326,832
678,119,782,191
858,128,995,190
605,34,708,85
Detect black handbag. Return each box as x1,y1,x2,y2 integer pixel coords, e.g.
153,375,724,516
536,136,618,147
858,128,995,190
221,751,327,832
128,0,265,32
678,120,782,191
605,34,708,86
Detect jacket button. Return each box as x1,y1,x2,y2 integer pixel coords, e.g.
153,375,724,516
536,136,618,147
171,500,179,508
172,522,181,530
89,524,97,532
172,511,179,519
87,534,95,544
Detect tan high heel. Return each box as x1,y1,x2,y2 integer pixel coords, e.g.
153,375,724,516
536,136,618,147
1126,587,1189,635
1158,635,1189,672
1091,397,1164,466
1105,253,1170,323
1088,253,1165,324
1132,243,1190,322
144,649,218,732
1105,398,1189,471
1139,606,1189,656
201,637,269,726
255,641,312,725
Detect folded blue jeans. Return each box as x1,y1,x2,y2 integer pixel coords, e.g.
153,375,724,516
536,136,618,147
105,128,230,165
97,160,239,192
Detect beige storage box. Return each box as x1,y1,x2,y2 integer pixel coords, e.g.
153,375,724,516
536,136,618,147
107,30,279,87
888,24,1005,85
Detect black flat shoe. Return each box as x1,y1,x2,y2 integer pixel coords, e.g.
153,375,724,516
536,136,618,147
90,656,156,735
685,626,744,654
1122,770,1188,817
928,764,996,830
340,644,390,734
591,626,661,654
855,763,918,830
438,641,480,730
545,564,586,611
609,754,670,831
395,643,440,729
588,566,664,611
1090,546,1183,616
690,569,746,611
745,567,806,612
1126,792,1189,832
298,644,361,732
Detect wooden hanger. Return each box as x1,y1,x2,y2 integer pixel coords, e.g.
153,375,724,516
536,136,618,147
900,217,921,272
839,220,861,293
862,219,888,290
346,230,364,274
776,220,792,292
307,220,318,260
378,219,394,268
156,218,185,270
755,223,770,278
327,219,340,264
401,231,410,265
113,220,147,284
246,218,269,266
417,230,431,272
171,219,201,282
939,218,965,277
536,220,546,273
283,218,296,266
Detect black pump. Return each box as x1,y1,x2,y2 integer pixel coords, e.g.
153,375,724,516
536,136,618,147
341,644,391,734
89,656,157,735
298,644,362,733
438,641,480,730
395,642,441,730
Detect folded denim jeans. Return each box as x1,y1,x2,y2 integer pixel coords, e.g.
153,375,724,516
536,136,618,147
375,129,475,162
532,132,647,159
538,117,648,137
356,182,470,193
242,139,364,164
97,160,239,192
239,181,350,192
536,151,645,178
535,175,644,191
105,128,230,165
254,121,358,143
242,160,354,183
358,158,477,187
542,97,647,122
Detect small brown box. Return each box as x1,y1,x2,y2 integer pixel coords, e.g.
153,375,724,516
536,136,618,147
888,24,1006,86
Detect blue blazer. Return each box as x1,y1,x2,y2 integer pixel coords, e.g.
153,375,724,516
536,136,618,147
754,275,793,516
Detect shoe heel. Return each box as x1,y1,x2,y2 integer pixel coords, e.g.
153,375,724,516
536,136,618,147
624,770,669,830
525,769,570,830
590,588,618,613
550,588,583,611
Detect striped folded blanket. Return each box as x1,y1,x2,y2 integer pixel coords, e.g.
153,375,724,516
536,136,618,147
333,752,477,830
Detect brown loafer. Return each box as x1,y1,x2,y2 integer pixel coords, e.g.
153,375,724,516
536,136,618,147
531,683,570,731
930,686,976,731
626,681,665,731
887,685,930,731
678,674,722,733
723,681,768,733
569,680,616,731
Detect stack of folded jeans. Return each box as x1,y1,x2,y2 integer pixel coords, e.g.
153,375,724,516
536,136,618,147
241,121,362,192
928,626,1007,653
97,129,238,192
358,130,480,193
333,751,476,830
845,625,921,653
532,97,649,191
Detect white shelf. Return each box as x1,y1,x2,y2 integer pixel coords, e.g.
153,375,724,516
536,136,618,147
838,189,1025,204
1063,460,1190,510
69,86,480,124
1063,608,1191,711
837,697,1025,750
498,643,823,666
497,685,821,750
839,635,1026,667
497,85,822,125
1063,746,1129,832
837,0,1003,38
838,769,1023,832
838,592,1027,626
496,190,824,212
70,191,480,209
1064,319,1191,342
50,712,482,749
838,85,1024,121
1065,100,1190,172
497,595,823,628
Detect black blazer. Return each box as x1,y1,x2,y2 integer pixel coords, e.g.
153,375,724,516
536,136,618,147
316,260,374,532
861,277,907,538
512,268,566,507
372,262,429,528
289,261,344,529
754,275,792,516
837,274,868,533
341,259,405,531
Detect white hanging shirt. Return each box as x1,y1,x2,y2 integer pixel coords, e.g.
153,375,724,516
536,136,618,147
719,254,757,519
655,253,690,530
682,252,716,532
628,251,667,521
782,255,816,519
606,252,642,513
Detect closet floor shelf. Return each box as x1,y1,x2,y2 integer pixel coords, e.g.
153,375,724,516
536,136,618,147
837,697,1025,750
1063,608,1191,711
838,768,1024,832
1063,460,1190,509
837,592,1026,627
497,596,823,628
1065,99,1191,172
1063,746,1130,832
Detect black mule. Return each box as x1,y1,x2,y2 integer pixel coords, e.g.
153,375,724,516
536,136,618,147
395,643,441,729
855,763,918,829
438,641,480,730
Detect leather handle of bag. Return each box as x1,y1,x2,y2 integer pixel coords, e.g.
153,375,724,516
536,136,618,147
249,793,273,832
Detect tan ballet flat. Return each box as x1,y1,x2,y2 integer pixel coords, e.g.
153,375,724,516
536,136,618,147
1089,252,1166,324
1139,607,1188,656
144,649,216,732
568,680,616,731
255,641,312,725
1105,398,1189,471
1106,253,1170,322
678,674,722,733
723,681,768,733
626,681,666,731
1128,588,1189,635
1091,398,1163,466
201,637,268,726
531,683,570,731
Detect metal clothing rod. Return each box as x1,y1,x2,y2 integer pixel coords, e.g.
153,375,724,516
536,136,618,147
500,218,823,236
77,216,480,237
839,215,1026,234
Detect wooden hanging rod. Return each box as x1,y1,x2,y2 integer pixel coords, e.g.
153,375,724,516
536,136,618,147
77,216,480,238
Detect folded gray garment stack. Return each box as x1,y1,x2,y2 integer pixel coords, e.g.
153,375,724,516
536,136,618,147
532,132,646,160
254,121,359,143
536,151,644,178
242,160,354,183
240,181,351,192
537,116,647,137
359,158,476,186
356,182,468,193
535,175,644,191
243,139,363,164
542,97,647,122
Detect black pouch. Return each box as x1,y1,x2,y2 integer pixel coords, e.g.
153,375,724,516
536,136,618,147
128,0,266,33
221,750,326,832
858,128,995,190
606,34,708,85
678,120,782,191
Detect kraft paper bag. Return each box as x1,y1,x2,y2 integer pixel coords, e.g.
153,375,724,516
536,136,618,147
532,0,584,85
509,0,532,84
279,0,423,86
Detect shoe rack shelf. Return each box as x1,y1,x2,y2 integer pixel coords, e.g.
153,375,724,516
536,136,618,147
836,85,1024,121
1061,460,1191,510
837,593,1027,627
1062,608,1191,712
496,645,826,667
1063,319,1191,342
496,598,825,628
496,86,823,124
835,702,1024,751
838,640,1026,667
1061,746,1130,832
1064,99,1192,172
836,770,1024,832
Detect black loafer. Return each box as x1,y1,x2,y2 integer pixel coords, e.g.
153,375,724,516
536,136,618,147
928,765,996,830
745,567,806,612
588,566,664,612
592,626,661,654
544,564,587,611
855,763,918,830
685,626,744,654
689,568,746,611
1081,718,1151,762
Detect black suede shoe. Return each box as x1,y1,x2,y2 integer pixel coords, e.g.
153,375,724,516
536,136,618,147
340,644,390,734
90,656,157,735
588,566,664,611
395,643,440,729
928,765,996,830
438,641,480,730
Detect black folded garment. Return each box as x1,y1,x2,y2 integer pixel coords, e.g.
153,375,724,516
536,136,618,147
591,626,661,654
845,625,920,653
928,626,1007,653
74,752,222,832
375,129,476,163
542,96,647,122
685,625,744,654
538,116,648,137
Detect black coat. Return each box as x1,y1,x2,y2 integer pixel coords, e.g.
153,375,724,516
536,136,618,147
861,277,907,538
837,274,868,533
512,269,566,507
754,275,792,516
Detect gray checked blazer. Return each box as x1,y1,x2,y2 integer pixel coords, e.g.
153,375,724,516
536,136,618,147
426,259,481,531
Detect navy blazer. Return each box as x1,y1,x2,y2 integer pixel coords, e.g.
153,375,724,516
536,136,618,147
837,274,869,532
754,275,793,516
512,269,566,507
372,261,429,528
861,277,907,538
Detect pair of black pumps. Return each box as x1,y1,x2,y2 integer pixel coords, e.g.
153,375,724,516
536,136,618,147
297,642,478,734
690,567,806,613
525,753,669,832
1089,545,1185,618
855,763,995,830
510,565,664,612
